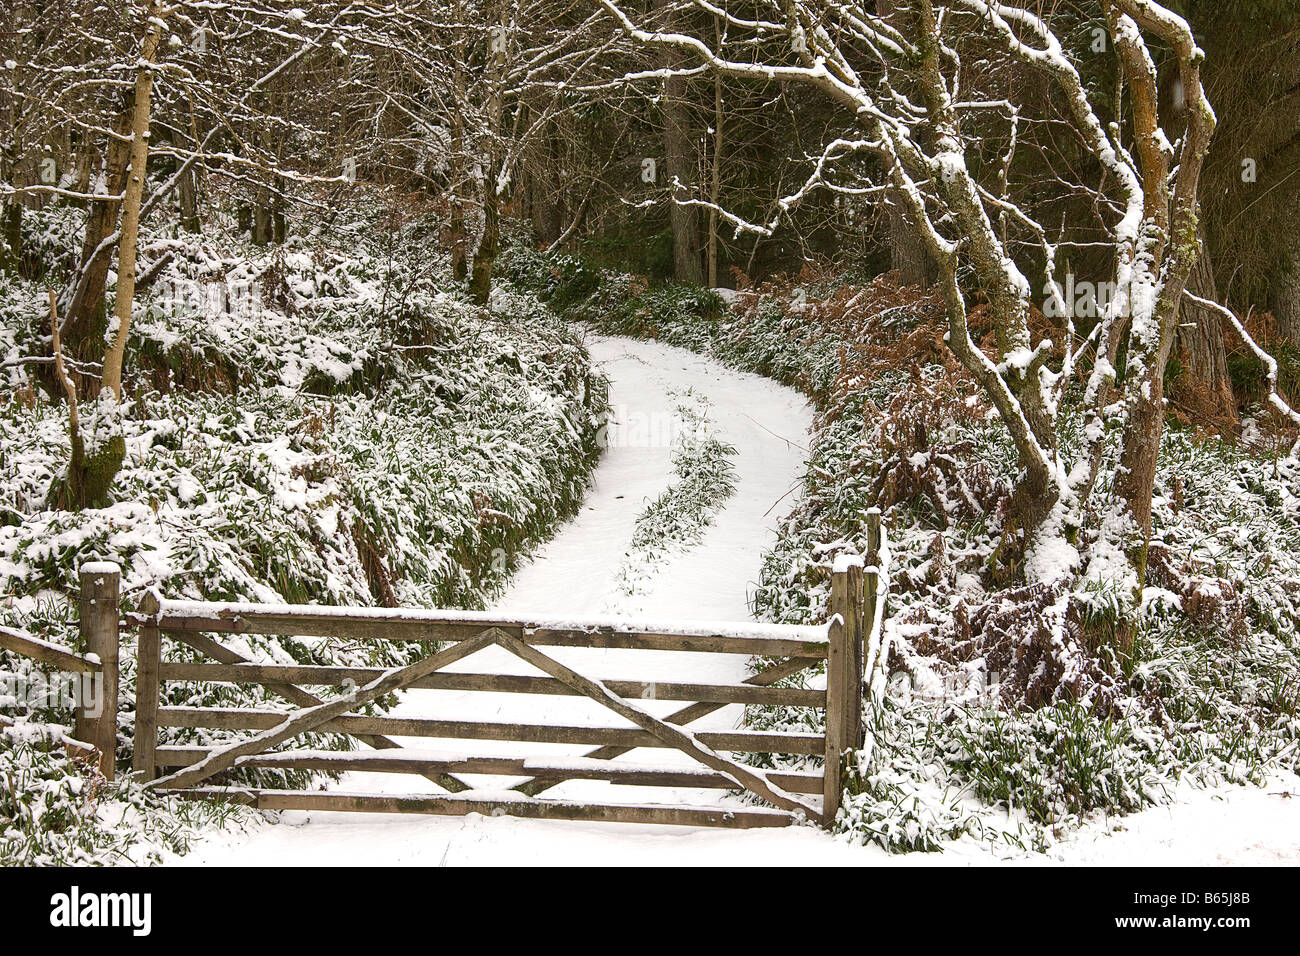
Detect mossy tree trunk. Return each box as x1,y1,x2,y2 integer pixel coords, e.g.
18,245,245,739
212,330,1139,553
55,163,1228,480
1109,0,1217,593
1173,233,1235,426
469,176,499,306
54,428,127,512
57,1,167,510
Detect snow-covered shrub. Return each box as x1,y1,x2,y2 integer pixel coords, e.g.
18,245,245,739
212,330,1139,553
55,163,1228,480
0,720,248,865
949,700,1172,825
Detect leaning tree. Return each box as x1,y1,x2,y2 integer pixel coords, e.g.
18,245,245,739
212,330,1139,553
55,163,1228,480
592,0,1299,633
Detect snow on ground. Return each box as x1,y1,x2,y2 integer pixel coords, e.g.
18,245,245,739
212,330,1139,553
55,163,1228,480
1017,773,1300,866
173,334,1299,867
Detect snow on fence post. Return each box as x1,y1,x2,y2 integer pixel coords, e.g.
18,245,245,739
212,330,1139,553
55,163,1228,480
824,554,864,826
77,562,120,780
133,590,162,781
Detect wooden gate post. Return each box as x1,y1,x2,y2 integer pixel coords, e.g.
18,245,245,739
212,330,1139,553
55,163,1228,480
77,562,120,780
824,554,864,826
866,508,882,563
863,508,882,698
133,590,162,781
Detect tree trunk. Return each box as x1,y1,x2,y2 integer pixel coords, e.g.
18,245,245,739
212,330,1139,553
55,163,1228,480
1106,0,1216,606
880,1,934,290
470,8,507,305
469,170,499,306
251,135,273,245
448,36,470,283
1275,247,1300,349
887,195,934,288
178,162,200,233
530,168,561,246
57,113,132,398
526,109,561,246
73,135,94,198
707,49,723,289
101,1,165,399
273,193,288,244
1173,236,1235,426
663,66,701,284
252,194,273,245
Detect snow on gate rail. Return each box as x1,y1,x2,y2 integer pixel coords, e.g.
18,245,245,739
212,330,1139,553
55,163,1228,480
82,513,887,829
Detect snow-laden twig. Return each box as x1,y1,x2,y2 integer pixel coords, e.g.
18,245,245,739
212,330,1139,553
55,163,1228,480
1184,291,1300,458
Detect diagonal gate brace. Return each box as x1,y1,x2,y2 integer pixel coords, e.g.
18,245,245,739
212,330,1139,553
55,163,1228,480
168,629,472,794
148,627,504,792
513,654,819,797
489,630,820,821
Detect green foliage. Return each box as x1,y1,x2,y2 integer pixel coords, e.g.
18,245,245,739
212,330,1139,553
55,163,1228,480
1228,351,1268,396
1275,342,1300,402
500,244,725,353
950,700,1170,825
0,725,253,865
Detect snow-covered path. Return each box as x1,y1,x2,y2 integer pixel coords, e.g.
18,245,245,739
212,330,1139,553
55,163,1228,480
495,334,810,622
173,334,1300,867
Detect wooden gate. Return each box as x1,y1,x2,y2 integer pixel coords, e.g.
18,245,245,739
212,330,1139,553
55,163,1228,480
85,516,887,829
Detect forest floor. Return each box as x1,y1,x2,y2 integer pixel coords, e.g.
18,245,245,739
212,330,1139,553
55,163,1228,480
170,333,1300,866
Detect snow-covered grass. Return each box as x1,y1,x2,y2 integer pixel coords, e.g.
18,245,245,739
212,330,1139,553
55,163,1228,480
617,389,737,596
0,199,609,863
504,246,1300,853
0,722,253,865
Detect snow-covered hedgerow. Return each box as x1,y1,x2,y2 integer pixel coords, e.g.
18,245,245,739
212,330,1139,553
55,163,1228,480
505,246,1300,852
0,201,609,862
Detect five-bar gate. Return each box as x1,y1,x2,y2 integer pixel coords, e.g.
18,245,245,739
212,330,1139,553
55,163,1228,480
72,517,887,829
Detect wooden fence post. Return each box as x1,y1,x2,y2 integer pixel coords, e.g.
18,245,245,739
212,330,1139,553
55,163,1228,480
824,555,863,826
849,561,865,750
864,508,882,682
133,590,162,781
77,562,120,780
863,507,883,700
